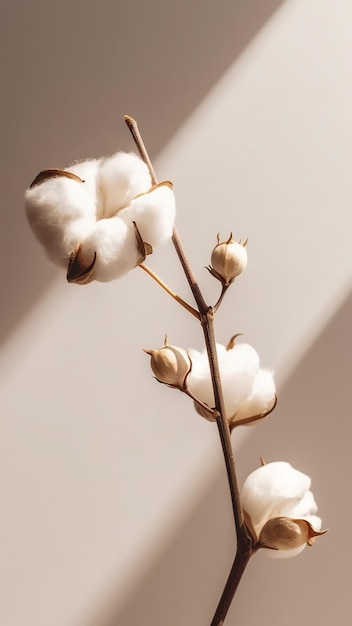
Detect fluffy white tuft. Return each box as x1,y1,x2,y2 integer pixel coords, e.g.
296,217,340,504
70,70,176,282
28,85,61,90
25,151,176,283
97,152,151,219
122,184,176,246
233,368,276,423
188,342,261,418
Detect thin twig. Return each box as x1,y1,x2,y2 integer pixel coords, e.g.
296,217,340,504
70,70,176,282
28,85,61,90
139,263,200,320
124,115,158,184
213,284,230,313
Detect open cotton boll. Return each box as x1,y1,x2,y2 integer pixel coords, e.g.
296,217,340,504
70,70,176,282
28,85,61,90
241,461,324,558
25,150,176,284
97,152,151,218
121,183,176,246
188,342,260,417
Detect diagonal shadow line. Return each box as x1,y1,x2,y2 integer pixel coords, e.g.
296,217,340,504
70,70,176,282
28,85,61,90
1,0,286,349
83,288,352,626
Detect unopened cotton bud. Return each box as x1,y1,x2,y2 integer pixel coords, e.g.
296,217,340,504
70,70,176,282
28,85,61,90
210,233,248,285
258,517,324,551
145,341,191,389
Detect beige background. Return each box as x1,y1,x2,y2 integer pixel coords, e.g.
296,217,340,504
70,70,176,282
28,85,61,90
1,1,351,625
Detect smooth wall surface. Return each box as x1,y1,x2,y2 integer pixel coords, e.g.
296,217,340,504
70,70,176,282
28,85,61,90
1,1,351,625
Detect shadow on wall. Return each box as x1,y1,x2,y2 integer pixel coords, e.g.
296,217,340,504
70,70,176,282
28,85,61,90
1,0,285,348
84,289,352,626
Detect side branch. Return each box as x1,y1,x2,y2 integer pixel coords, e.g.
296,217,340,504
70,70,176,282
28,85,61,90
139,263,200,320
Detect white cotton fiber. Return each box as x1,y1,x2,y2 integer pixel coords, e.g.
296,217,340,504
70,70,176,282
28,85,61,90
97,152,151,219
122,183,176,246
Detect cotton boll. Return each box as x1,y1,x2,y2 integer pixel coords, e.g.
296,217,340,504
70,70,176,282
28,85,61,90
188,342,260,417
25,150,175,284
79,218,140,282
121,183,176,246
97,152,151,219
242,461,325,558
25,168,98,267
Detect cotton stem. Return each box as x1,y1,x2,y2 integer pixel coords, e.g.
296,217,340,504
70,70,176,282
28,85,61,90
213,284,230,313
211,545,253,626
124,114,252,624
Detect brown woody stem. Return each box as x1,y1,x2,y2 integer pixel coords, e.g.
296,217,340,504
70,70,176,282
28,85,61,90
125,114,252,625
211,545,253,626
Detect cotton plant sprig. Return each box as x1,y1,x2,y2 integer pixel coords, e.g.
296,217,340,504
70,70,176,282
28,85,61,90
24,115,326,626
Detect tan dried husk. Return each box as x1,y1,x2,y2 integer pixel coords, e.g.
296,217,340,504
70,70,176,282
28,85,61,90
258,516,327,551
